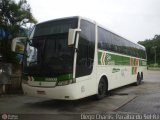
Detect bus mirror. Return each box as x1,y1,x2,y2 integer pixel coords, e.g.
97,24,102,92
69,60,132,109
11,37,27,54
68,28,81,46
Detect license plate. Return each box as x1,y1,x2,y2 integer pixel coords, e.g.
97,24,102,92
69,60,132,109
37,90,46,95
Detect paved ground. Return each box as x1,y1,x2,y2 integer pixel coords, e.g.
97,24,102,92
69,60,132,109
0,70,160,120
116,70,160,114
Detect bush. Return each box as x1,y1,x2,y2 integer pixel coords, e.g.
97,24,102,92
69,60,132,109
148,64,160,68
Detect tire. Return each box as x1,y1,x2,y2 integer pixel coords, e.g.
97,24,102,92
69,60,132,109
141,72,143,80
95,77,107,100
136,73,141,86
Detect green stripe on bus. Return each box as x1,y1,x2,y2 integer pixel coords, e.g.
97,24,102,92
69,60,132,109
98,52,102,65
98,51,146,66
57,74,73,81
139,59,147,66
22,74,73,82
98,51,130,65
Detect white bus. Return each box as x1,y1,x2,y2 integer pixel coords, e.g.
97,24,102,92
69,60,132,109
21,16,147,100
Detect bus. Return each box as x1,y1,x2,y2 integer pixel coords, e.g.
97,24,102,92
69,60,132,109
21,16,147,100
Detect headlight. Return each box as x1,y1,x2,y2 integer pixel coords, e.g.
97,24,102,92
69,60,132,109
57,80,73,86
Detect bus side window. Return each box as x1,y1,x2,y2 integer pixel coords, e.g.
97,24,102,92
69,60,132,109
98,27,112,51
76,20,95,77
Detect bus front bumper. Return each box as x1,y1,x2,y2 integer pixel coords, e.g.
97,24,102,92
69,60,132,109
22,83,85,100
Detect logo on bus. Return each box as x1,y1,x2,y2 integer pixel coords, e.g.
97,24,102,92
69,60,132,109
100,53,112,65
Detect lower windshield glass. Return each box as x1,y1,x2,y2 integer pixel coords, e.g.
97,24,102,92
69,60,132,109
23,33,74,77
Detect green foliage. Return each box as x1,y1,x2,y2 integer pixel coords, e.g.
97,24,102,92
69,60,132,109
148,64,160,68
138,35,160,65
0,0,37,64
0,0,37,31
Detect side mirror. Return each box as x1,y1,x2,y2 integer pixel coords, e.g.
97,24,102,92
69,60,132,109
68,28,81,46
11,37,27,54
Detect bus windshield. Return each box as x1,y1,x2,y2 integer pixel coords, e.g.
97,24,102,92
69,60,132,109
23,17,78,77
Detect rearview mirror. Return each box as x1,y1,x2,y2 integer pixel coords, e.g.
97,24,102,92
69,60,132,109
11,37,27,54
68,28,81,46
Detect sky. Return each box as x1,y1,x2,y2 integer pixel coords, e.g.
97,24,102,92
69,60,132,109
19,0,160,43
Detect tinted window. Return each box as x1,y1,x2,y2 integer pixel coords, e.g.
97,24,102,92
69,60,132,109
98,27,112,51
98,26,146,59
76,20,95,77
33,18,78,37
98,27,124,53
24,33,74,76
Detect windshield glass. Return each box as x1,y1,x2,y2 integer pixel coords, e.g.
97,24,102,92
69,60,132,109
23,17,78,77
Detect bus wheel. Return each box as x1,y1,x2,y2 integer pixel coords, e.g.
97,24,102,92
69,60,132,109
95,78,107,100
136,73,141,86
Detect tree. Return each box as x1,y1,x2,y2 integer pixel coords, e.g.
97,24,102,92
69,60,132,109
0,0,37,32
0,0,37,63
138,35,160,65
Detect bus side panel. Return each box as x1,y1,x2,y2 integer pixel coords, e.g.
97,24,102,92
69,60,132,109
96,50,147,91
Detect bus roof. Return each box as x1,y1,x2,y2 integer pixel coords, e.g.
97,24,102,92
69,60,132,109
36,16,79,26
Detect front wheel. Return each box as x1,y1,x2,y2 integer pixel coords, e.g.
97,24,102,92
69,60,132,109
95,78,107,100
